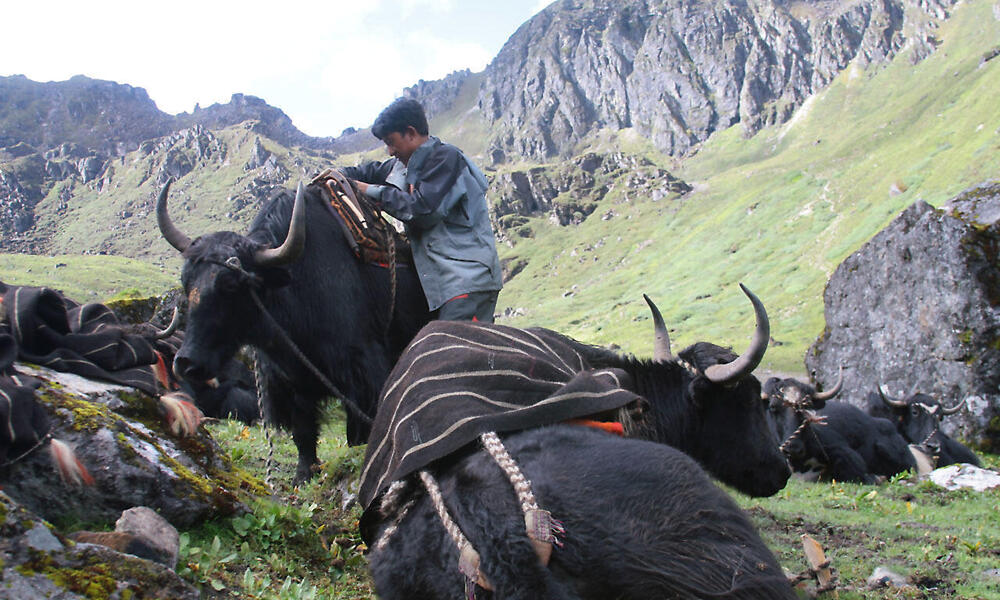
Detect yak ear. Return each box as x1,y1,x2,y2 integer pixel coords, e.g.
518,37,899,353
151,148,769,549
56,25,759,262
258,266,292,289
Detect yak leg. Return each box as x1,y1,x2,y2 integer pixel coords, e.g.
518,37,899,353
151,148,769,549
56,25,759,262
290,393,321,484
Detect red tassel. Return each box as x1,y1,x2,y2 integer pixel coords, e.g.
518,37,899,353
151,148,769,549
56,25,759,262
49,439,95,486
160,392,204,437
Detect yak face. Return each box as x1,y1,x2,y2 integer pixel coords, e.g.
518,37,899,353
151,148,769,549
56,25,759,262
877,388,976,465
674,343,790,498
173,231,291,384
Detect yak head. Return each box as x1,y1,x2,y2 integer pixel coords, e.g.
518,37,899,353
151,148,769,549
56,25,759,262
157,180,307,384
640,285,792,497
877,386,967,458
762,370,843,449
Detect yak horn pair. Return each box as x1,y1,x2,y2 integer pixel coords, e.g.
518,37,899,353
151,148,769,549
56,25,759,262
878,385,968,415
157,179,308,267
644,283,769,385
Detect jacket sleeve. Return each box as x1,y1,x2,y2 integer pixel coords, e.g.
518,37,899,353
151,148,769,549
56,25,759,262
377,147,464,228
338,160,393,184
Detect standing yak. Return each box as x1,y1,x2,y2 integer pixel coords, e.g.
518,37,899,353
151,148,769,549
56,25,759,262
157,180,429,483
362,286,796,599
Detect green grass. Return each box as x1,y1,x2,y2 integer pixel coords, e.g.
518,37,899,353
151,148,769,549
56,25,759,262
491,0,1000,372
183,409,1000,599
0,252,178,302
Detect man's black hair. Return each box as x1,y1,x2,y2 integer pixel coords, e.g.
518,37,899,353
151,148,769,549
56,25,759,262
371,97,429,140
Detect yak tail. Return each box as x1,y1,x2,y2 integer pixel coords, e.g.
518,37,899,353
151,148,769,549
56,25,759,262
49,439,95,486
160,392,205,437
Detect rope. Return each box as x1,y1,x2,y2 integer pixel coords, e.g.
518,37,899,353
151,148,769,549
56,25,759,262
250,347,275,491
248,288,373,426
480,431,537,513
419,470,471,552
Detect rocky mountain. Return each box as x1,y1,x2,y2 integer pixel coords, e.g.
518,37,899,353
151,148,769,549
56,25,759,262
477,0,956,161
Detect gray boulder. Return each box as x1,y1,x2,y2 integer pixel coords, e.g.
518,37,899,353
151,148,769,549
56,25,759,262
1,364,258,529
0,491,198,599
806,182,1000,452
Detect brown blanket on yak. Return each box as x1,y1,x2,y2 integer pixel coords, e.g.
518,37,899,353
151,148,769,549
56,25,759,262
0,281,175,396
359,320,646,521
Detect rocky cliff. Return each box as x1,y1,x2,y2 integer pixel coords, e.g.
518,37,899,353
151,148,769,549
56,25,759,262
806,183,1000,452
478,0,957,162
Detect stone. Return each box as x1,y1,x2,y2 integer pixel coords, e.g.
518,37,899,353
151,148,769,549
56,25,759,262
867,566,910,589
1,363,256,529
806,184,1000,452
116,507,181,569
0,491,199,600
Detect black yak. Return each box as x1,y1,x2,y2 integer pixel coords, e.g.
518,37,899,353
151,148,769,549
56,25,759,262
157,180,429,482
870,387,980,468
363,286,795,599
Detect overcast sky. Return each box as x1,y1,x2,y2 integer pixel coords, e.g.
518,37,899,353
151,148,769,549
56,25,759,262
2,0,551,137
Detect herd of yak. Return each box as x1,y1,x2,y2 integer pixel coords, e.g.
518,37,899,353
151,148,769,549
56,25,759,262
3,176,981,599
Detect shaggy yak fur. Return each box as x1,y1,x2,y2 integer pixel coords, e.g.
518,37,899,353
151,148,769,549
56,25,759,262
368,426,795,600
159,181,428,483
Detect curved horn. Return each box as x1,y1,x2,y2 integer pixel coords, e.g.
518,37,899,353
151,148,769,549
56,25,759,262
940,396,968,415
154,307,180,339
156,179,192,252
878,384,908,408
813,366,844,402
704,283,770,385
254,181,307,267
643,294,672,362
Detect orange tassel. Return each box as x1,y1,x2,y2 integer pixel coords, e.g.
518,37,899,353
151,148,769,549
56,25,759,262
49,439,95,486
564,419,626,436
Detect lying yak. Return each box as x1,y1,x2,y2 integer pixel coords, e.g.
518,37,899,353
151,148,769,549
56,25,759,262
869,387,980,468
765,373,915,483
363,285,795,599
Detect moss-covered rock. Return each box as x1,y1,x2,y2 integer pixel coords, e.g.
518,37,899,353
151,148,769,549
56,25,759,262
2,364,262,529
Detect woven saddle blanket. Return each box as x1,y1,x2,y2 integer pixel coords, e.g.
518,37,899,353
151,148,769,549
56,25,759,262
358,319,647,515
311,169,412,267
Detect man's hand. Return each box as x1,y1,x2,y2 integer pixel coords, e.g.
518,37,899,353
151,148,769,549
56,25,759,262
352,179,369,194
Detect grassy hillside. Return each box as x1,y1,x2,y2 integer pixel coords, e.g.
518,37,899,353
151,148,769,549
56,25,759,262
0,252,177,302
492,0,1000,372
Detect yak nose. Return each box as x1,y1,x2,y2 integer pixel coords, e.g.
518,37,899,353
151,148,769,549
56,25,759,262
173,355,210,383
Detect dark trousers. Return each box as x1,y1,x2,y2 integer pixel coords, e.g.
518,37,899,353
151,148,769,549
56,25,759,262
435,290,499,323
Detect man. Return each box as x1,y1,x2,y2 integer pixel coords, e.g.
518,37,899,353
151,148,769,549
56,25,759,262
340,98,502,322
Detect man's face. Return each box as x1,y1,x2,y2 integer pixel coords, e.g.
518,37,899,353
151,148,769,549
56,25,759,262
382,127,424,165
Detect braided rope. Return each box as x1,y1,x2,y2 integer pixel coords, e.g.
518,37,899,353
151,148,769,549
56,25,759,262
419,470,471,551
480,431,537,513
373,496,416,554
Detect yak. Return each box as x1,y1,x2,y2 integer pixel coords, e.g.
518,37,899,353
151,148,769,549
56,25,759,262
363,286,796,599
870,387,980,468
764,373,915,483
157,180,429,483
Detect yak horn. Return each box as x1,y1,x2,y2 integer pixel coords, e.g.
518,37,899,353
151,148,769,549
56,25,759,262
154,307,180,339
940,396,968,415
813,366,844,402
878,384,908,408
643,294,672,362
254,181,308,267
156,179,192,252
704,284,769,385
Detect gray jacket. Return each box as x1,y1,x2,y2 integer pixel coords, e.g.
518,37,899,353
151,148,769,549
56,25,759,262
341,137,502,310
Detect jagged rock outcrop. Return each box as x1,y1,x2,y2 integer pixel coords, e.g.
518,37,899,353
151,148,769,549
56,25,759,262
403,69,473,121
806,183,1000,451
479,0,956,162
490,152,690,241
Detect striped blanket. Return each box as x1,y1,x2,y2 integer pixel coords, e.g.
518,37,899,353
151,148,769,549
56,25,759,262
359,320,645,512
0,282,172,396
